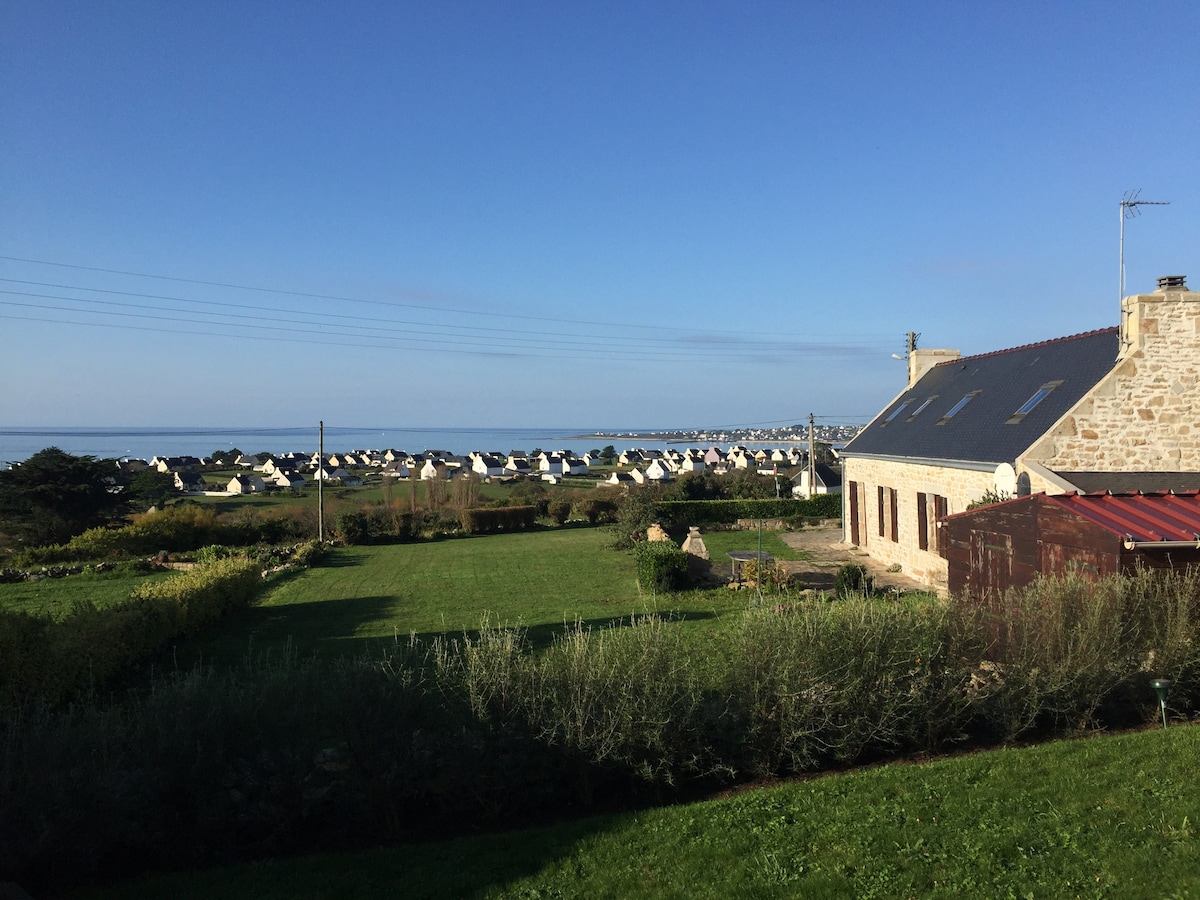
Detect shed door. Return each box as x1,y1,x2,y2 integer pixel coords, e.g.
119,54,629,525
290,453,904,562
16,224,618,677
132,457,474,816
969,530,1013,599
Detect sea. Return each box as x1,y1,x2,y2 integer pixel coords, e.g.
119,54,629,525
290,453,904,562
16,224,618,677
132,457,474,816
0,426,706,467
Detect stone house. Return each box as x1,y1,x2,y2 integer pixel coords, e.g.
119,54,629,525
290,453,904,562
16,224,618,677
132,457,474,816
840,275,1200,592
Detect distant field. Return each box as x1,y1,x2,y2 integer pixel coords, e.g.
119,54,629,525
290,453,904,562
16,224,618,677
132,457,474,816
169,526,769,668
0,567,173,619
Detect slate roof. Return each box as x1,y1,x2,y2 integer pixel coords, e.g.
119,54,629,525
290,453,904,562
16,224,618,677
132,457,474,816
843,327,1120,466
1057,472,1200,494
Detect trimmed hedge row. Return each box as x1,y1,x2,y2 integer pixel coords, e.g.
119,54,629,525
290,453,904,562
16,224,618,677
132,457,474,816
634,542,690,593
0,557,263,711
459,505,539,535
13,505,306,564
652,495,841,528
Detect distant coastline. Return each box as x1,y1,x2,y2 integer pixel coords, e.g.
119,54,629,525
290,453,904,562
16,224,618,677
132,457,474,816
1,423,862,467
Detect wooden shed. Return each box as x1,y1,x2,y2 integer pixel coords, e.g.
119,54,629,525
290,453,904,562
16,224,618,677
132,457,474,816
939,491,1200,598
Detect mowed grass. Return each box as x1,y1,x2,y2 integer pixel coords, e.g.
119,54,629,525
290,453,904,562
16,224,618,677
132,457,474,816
77,723,1200,900
171,526,751,667
0,567,172,619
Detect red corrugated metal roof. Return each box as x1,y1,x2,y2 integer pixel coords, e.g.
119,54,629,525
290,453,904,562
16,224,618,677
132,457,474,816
1043,491,1200,543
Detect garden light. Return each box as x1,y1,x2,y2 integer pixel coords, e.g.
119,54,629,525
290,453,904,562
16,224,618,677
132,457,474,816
1150,678,1171,728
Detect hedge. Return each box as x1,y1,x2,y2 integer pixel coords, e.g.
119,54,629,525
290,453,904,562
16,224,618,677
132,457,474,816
459,506,539,535
652,495,841,528
634,542,690,593
0,556,263,711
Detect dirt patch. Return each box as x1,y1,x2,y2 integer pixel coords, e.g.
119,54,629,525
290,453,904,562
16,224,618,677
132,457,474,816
776,524,928,594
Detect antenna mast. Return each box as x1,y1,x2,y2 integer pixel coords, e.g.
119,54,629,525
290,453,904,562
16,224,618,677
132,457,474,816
1119,190,1170,348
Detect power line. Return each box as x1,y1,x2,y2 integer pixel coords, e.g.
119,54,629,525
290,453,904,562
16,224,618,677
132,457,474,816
0,254,892,342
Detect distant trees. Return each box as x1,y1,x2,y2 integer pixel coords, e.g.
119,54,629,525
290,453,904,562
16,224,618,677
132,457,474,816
208,448,242,466
0,447,128,547
125,469,178,510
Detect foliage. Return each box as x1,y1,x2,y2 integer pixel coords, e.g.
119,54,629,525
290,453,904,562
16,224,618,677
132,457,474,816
653,496,840,530
124,468,178,510
459,505,539,535
0,557,263,712
507,479,549,515
12,503,313,564
738,556,791,591
954,567,1200,739
546,497,572,525
634,541,690,593
0,447,128,547
966,488,1012,510
6,565,1200,893
608,484,664,550
573,497,618,525
835,563,874,597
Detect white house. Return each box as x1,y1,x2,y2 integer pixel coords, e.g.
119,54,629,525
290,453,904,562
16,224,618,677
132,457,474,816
270,469,307,489
227,473,267,494
644,459,673,481
790,463,843,498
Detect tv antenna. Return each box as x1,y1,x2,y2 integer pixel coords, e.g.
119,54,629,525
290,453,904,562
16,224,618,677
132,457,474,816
1119,190,1169,350
1120,190,1169,299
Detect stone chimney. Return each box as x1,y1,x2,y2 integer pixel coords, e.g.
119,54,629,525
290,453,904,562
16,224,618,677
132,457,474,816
1119,275,1197,360
908,348,960,388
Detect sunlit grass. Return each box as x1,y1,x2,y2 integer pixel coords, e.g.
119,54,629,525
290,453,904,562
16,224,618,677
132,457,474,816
76,724,1200,899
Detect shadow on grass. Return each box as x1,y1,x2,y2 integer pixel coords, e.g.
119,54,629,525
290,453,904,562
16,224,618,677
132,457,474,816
159,597,721,673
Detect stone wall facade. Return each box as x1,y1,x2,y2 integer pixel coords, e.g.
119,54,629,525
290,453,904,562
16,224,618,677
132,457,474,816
1023,288,1200,472
842,456,996,592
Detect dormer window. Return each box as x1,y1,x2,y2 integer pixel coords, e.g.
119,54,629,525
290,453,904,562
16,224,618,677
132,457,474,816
936,391,979,425
1006,381,1063,424
907,396,938,420
883,400,913,424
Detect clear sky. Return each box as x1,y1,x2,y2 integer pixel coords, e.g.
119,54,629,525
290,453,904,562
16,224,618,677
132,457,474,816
2,1,1196,430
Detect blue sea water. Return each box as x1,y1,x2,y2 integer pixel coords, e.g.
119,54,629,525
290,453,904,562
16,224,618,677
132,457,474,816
0,426,688,466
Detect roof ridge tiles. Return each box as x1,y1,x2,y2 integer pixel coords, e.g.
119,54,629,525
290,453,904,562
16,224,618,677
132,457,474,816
934,326,1119,367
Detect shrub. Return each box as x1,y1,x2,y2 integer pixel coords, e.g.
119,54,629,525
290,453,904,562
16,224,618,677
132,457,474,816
634,541,690,593
459,506,538,535
835,563,873,598
573,497,618,525
0,557,263,711
547,498,572,525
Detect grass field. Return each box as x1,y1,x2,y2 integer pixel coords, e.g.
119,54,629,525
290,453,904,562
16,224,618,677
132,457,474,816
167,526,790,668
0,566,172,619
75,722,1200,899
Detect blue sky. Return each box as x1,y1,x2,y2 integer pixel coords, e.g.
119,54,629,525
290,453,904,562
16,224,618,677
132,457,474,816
2,1,1196,430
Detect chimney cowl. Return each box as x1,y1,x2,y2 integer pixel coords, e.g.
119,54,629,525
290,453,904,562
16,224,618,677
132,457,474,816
1156,275,1188,291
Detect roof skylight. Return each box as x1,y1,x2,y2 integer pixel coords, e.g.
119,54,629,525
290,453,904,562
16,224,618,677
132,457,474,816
1006,381,1063,424
936,391,979,425
883,400,913,424
907,396,937,420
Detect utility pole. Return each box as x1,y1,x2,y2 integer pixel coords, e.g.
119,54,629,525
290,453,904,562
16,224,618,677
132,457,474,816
807,413,816,500
317,420,324,542
1119,190,1169,349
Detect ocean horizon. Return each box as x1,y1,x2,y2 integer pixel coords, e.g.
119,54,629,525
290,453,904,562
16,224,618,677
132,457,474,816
0,425,766,466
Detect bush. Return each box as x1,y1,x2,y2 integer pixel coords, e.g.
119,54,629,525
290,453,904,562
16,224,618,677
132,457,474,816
573,497,618,525
634,541,690,593
0,557,263,711
547,498,572,525
459,506,539,535
835,563,873,598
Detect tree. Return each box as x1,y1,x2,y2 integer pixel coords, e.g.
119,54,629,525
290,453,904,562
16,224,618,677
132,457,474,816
0,447,128,546
209,447,242,466
125,468,178,510
600,445,616,461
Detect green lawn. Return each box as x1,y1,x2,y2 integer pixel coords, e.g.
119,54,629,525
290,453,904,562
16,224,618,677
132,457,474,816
0,567,172,619
170,526,753,667
75,723,1200,899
